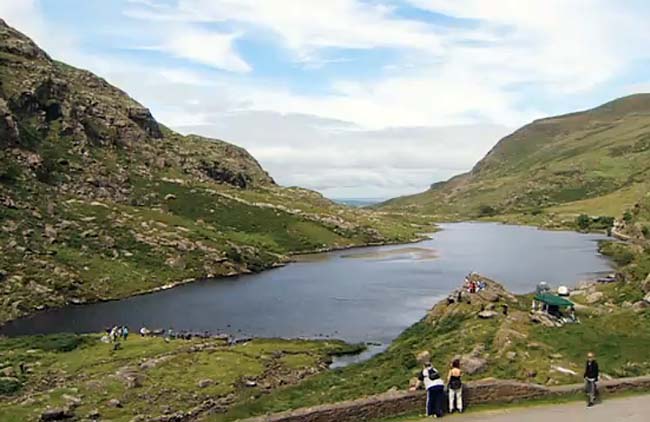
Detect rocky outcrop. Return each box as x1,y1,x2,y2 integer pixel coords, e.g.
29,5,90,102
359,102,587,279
455,344,488,375
0,98,19,146
0,18,50,60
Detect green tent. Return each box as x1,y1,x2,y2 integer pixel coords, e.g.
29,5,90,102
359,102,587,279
534,293,574,308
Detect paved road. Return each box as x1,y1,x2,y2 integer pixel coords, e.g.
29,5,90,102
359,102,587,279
410,394,650,422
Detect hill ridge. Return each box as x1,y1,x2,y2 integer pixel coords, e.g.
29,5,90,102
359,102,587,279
379,93,650,224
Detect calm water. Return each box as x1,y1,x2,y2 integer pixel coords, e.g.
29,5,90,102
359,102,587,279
0,223,611,346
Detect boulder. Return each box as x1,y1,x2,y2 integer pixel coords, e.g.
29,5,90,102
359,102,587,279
62,394,82,408
644,292,650,305
477,310,498,319
585,291,604,304
197,379,214,388
460,355,488,375
530,313,563,327
40,408,73,421
569,289,585,297
455,344,488,375
551,365,577,376
642,274,650,293
633,300,649,313
1,366,15,377
477,290,500,303
107,398,122,408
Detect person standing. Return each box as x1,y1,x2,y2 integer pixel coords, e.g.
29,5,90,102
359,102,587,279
447,359,463,413
412,360,445,417
584,352,600,407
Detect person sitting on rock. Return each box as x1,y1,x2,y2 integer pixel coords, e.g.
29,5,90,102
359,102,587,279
447,359,463,414
411,359,445,418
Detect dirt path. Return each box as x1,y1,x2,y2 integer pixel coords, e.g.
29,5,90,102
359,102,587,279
408,394,650,422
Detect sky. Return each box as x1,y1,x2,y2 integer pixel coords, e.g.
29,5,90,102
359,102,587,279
2,1,650,199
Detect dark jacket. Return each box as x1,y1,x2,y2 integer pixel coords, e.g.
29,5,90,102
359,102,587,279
584,360,599,380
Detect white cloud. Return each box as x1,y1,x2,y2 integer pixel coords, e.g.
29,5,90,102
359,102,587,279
407,0,650,93
151,27,251,73
125,0,445,60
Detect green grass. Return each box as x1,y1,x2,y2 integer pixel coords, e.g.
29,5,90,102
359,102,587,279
0,334,352,421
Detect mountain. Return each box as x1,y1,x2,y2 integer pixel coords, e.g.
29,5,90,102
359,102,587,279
0,20,425,324
379,94,650,223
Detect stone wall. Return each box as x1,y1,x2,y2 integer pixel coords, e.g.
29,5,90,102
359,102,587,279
239,376,650,422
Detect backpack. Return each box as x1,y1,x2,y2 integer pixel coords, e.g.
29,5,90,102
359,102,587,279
427,368,440,381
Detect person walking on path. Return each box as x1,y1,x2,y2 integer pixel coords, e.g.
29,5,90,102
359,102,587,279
447,359,463,414
584,352,600,407
412,358,445,418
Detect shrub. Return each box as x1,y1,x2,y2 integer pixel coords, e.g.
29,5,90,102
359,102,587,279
478,204,497,217
400,352,417,369
623,211,633,223
592,216,614,230
0,377,21,395
0,161,21,184
613,250,635,266
642,226,649,238
576,214,591,230
0,334,88,353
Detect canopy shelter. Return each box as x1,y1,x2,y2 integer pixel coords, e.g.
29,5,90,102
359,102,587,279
534,293,574,308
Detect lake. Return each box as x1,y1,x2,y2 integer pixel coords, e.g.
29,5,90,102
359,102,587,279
0,223,611,347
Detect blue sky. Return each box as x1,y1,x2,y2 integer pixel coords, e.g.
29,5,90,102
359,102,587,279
2,0,650,198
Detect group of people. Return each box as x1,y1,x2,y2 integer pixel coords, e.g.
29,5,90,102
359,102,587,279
464,273,486,294
102,325,129,350
411,352,601,417
109,325,129,342
410,359,464,418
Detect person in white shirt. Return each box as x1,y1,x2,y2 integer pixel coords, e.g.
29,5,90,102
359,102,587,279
411,361,445,417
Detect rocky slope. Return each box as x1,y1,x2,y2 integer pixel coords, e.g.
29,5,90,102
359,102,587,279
0,20,427,325
379,94,650,224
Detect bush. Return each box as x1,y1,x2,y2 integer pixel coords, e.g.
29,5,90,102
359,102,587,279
0,334,88,353
613,250,635,266
576,214,591,230
642,226,649,238
0,161,21,184
623,211,633,223
0,377,22,395
594,216,614,229
400,352,417,369
599,241,635,267
478,204,497,217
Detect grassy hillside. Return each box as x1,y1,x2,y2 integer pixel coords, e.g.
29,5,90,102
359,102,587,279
0,19,429,325
0,333,357,422
379,94,650,226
